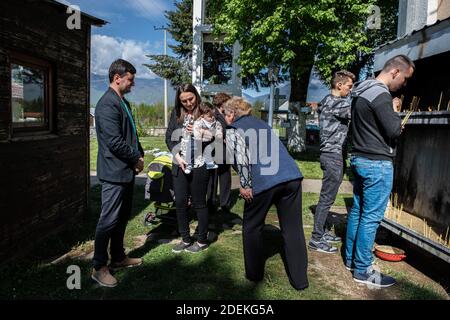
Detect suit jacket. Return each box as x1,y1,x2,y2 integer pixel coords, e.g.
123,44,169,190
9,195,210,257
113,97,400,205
95,87,144,183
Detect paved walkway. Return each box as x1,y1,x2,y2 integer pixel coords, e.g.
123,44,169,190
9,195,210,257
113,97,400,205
90,172,353,194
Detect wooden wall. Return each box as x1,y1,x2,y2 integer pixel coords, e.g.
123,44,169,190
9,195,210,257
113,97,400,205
394,123,450,228
0,1,92,260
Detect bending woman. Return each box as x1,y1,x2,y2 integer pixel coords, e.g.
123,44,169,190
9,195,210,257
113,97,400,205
223,97,308,290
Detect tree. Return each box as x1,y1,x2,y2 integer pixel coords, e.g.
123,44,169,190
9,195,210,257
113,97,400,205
146,0,235,88
347,0,398,80
212,0,378,151
148,0,396,92
213,0,376,102
145,0,193,86
144,55,191,87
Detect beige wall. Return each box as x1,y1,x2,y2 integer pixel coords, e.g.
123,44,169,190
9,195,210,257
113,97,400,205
437,0,450,20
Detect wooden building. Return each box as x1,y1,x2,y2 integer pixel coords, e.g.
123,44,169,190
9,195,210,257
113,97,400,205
0,0,105,260
373,0,450,262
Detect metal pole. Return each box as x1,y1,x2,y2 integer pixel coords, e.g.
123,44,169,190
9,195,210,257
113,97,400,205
268,81,274,128
163,29,168,128
154,26,169,128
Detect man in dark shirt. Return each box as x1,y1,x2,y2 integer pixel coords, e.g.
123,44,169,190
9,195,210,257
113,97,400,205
345,55,414,288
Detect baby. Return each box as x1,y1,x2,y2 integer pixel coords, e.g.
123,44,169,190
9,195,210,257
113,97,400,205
193,102,223,170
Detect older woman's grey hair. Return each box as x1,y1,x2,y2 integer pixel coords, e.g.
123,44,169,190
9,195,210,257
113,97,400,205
223,97,252,117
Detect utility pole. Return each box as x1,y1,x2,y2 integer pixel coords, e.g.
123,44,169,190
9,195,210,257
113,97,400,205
267,62,279,128
268,82,275,128
154,26,168,128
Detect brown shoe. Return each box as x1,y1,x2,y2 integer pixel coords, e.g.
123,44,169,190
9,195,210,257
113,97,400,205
91,267,117,288
110,256,143,269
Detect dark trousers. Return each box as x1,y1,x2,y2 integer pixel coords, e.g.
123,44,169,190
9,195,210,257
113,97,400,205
311,152,344,241
93,179,134,270
207,163,231,213
173,165,209,243
243,179,308,290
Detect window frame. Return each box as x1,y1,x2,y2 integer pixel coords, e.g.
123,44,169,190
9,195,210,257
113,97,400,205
201,33,233,86
9,51,54,137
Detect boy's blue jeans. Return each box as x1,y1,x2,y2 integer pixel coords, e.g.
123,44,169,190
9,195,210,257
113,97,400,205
345,156,393,275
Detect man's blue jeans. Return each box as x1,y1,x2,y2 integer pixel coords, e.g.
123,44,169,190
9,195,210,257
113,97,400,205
345,156,393,274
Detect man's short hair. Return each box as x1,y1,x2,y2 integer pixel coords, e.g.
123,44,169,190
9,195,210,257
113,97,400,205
212,92,232,109
382,55,415,73
108,59,136,83
331,70,356,89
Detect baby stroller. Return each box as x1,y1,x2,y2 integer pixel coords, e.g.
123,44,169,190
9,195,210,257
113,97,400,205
143,150,177,226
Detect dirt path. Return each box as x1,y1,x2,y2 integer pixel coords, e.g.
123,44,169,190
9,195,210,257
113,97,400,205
50,204,448,300
305,207,449,300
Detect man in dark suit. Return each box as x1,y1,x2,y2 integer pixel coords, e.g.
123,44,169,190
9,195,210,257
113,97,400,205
92,59,144,287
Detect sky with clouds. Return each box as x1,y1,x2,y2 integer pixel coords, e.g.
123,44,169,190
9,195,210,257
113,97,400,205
58,0,175,80
58,0,328,101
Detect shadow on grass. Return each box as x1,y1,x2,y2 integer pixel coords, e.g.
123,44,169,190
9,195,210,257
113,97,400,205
0,185,335,299
0,250,261,299
306,197,353,267
290,147,320,163
209,189,243,233
0,185,259,299
2,185,149,267
395,276,447,300
307,196,352,240
145,188,242,246
259,224,305,289
104,254,261,299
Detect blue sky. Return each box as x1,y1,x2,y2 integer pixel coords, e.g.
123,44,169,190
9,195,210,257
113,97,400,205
58,0,328,101
58,0,176,80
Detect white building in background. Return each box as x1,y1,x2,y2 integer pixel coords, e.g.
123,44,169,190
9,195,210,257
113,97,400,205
397,0,450,37
192,0,242,97
374,0,450,71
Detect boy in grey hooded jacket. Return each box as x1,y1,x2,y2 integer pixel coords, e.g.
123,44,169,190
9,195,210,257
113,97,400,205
309,71,355,254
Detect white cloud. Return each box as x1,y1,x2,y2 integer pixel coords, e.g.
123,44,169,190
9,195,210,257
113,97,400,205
126,0,170,20
91,34,158,79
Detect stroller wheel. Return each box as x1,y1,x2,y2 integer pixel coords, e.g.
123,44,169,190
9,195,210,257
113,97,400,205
143,211,157,226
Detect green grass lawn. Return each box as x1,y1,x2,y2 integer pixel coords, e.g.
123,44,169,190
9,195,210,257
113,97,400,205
90,136,166,172
291,148,352,181
90,136,351,180
0,188,338,299
0,187,445,300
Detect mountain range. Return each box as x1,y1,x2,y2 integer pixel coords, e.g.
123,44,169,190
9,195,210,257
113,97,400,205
90,74,326,107
90,74,177,107
90,73,274,106
242,83,292,107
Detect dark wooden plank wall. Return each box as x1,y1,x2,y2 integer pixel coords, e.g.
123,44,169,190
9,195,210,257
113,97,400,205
394,124,450,228
0,1,92,260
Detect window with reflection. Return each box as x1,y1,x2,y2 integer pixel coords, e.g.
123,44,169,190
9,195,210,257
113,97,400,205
202,36,233,86
10,54,52,134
